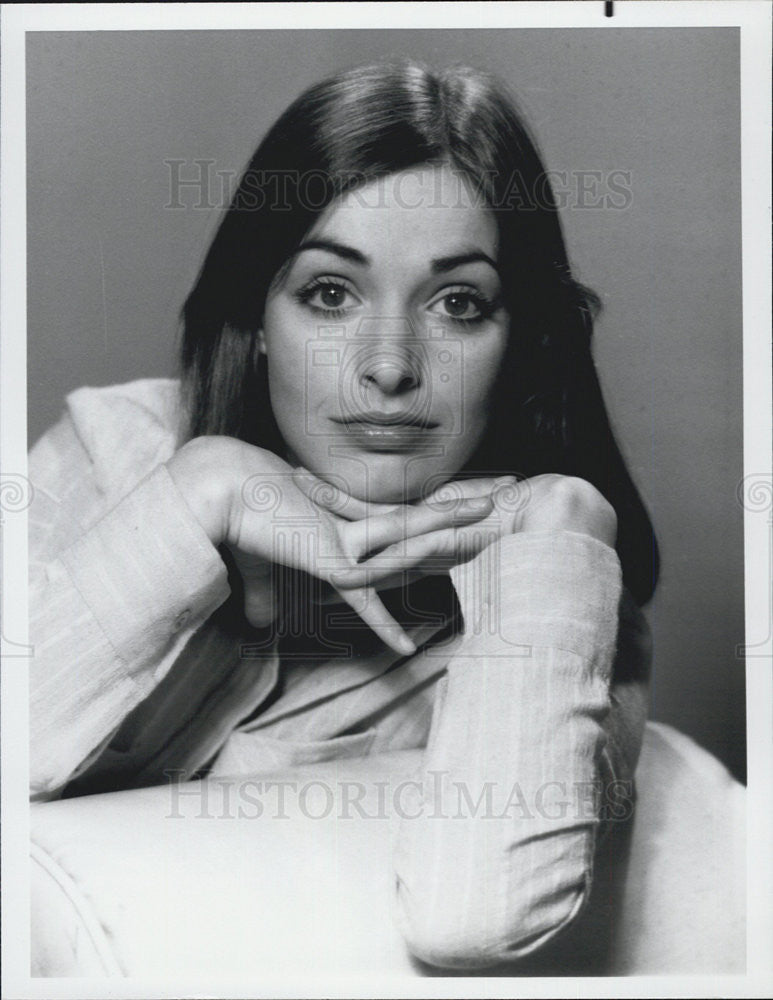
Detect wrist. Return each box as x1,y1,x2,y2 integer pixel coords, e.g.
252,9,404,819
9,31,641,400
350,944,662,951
166,436,236,546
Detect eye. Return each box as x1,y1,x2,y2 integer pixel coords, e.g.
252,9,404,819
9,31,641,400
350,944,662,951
295,277,360,317
429,287,496,325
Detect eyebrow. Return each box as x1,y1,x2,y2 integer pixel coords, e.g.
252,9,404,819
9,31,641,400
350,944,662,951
293,239,368,266
292,238,499,274
432,252,499,275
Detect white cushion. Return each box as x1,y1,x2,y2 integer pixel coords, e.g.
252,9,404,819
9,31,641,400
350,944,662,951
30,721,745,978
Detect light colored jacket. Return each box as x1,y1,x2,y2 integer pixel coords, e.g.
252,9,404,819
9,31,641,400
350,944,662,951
29,377,645,966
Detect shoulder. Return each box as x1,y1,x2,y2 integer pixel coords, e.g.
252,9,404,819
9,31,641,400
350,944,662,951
65,377,181,437
63,377,183,497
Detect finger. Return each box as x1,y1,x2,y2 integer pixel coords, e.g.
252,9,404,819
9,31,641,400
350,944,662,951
332,518,505,586
422,476,526,530
243,580,277,628
419,477,502,508
347,495,495,560
232,555,278,628
331,529,459,586
490,476,529,531
371,565,447,593
338,586,416,656
407,517,506,566
291,468,401,521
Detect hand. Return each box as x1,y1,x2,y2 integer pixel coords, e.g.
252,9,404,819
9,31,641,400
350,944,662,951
515,473,617,546
295,468,505,597
297,471,617,588
167,437,496,655
293,469,508,589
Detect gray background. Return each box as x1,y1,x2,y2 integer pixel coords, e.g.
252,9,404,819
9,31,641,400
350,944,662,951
26,28,746,781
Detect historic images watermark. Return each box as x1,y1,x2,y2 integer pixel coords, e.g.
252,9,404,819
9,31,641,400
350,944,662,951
164,770,635,823
303,318,467,439
736,473,773,658
234,458,534,659
0,472,34,657
164,160,634,213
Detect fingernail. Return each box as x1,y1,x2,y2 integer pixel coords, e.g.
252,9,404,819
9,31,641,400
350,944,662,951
398,636,416,656
462,496,494,511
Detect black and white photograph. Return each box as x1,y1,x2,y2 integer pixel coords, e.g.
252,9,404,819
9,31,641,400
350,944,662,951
1,2,771,996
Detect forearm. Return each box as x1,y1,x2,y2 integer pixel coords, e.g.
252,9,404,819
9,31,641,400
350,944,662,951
30,464,230,798
393,530,623,968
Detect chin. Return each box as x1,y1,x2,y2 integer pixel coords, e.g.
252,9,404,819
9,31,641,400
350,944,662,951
303,448,466,506
359,464,457,505
304,459,425,505
368,480,419,504
344,473,416,505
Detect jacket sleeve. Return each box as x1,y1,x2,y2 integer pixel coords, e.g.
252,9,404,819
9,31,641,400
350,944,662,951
29,412,230,799
392,529,624,969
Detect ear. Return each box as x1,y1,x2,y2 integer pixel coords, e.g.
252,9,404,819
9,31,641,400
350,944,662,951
256,325,267,356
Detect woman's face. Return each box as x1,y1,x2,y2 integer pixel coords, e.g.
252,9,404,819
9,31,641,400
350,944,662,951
258,163,510,503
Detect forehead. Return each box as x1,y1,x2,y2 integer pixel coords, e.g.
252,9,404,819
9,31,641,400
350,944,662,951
307,163,499,259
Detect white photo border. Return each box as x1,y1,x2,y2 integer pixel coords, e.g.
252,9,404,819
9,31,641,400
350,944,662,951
2,2,771,997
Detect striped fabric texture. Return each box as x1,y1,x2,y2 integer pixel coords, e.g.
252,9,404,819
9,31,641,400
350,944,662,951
29,378,649,964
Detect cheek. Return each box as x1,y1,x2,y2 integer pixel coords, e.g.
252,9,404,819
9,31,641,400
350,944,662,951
458,338,509,419
261,314,338,455
260,321,306,445
262,308,313,404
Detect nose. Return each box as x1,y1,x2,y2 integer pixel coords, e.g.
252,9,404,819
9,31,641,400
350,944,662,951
362,355,419,395
354,317,422,397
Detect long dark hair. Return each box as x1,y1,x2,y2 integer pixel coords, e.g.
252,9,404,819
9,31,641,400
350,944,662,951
180,60,659,605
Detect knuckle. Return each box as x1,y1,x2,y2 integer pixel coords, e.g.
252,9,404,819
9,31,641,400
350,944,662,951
547,475,602,510
389,507,408,529
549,476,617,536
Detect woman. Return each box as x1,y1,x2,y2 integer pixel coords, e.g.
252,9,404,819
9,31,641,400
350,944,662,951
29,61,656,968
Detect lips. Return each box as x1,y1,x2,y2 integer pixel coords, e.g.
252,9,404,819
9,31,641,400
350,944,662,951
335,410,439,429
331,411,438,451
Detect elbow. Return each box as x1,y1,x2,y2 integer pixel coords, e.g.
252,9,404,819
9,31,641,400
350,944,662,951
397,918,511,970
29,742,76,802
30,770,65,803
396,875,590,970
30,760,58,802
